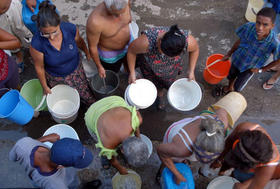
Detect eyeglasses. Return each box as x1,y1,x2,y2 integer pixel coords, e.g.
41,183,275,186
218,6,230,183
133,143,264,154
40,29,60,38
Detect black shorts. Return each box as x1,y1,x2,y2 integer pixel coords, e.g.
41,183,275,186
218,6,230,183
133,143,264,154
100,54,127,73
227,64,254,92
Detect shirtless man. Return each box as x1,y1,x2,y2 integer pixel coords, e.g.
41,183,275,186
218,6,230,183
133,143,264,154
86,0,132,78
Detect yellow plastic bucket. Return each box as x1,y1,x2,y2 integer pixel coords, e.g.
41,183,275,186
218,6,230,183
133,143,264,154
245,0,264,22
209,92,247,127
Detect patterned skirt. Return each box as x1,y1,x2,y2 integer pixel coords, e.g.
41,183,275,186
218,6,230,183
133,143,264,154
46,63,95,104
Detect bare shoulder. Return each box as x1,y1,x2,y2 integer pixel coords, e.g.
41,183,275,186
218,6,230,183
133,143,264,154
86,3,105,32
128,34,149,53
186,34,199,52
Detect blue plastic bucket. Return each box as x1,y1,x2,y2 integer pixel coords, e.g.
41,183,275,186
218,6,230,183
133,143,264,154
0,90,34,125
161,163,195,189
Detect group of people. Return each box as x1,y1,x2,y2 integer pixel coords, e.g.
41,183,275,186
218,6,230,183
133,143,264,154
1,0,280,188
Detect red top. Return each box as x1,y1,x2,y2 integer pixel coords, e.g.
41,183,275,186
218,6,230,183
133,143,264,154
0,50,9,81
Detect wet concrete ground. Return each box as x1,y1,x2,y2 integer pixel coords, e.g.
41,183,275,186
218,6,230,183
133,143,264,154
1,0,280,188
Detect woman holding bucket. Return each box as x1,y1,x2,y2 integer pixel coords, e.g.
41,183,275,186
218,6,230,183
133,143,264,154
29,1,95,104
210,122,280,189
0,28,21,92
127,24,199,109
156,92,247,185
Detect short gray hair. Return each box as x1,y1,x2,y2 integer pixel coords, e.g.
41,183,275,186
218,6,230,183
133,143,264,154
122,136,149,167
104,0,128,11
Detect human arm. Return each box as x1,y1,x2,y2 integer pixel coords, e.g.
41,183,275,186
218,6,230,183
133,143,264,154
233,166,276,189
37,133,60,143
75,27,91,60
110,156,128,175
157,142,191,185
0,28,21,50
25,0,36,13
29,46,51,94
222,39,241,61
186,34,199,81
86,19,105,78
127,34,149,83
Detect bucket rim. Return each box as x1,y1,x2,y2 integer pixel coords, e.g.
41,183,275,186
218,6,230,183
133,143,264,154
0,90,22,118
46,85,80,117
167,78,202,111
90,70,120,94
205,53,230,79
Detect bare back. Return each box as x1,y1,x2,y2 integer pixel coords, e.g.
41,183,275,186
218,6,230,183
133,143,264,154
97,107,134,149
87,2,131,51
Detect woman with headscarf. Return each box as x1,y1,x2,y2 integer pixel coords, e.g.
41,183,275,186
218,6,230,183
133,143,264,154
210,122,280,189
127,24,199,109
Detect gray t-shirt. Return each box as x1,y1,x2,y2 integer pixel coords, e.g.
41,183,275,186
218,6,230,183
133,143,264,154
9,137,79,189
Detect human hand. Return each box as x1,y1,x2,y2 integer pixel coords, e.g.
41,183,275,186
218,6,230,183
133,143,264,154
128,72,136,84
45,133,60,143
26,0,37,13
233,182,243,189
250,68,260,73
210,159,222,169
119,167,128,175
188,71,196,81
175,174,186,185
43,86,52,95
98,66,106,78
221,54,230,61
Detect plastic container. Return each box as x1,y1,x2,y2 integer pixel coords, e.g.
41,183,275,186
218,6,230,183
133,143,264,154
161,163,195,189
20,79,47,111
126,79,157,109
209,92,247,127
167,78,202,111
203,54,231,84
46,85,80,124
245,0,264,22
90,70,119,99
112,169,141,189
207,176,239,189
82,59,97,79
0,89,34,125
130,21,139,39
140,134,153,158
42,124,80,148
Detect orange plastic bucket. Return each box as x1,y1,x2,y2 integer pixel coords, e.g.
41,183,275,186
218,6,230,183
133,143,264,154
203,54,231,84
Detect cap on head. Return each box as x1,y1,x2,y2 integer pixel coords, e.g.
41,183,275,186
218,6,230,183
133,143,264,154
50,138,93,168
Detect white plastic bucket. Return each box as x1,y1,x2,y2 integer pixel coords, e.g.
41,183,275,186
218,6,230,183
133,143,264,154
82,59,97,79
207,176,239,189
42,124,80,148
140,134,153,158
167,78,202,111
112,169,141,189
245,0,264,22
125,79,157,109
46,85,80,124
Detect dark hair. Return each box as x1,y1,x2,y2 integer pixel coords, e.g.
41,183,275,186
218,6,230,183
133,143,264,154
257,7,276,23
34,0,60,28
224,130,273,171
195,117,225,153
160,25,186,57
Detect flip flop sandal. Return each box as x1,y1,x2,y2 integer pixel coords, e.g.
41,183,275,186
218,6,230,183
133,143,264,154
211,85,222,98
263,81,275,90
101,156,110,170
17,62,24,74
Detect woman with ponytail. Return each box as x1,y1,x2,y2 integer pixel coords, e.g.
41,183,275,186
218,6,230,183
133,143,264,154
210,122,280,189
157,107,229,185
127,24,199,109
29,0,95,104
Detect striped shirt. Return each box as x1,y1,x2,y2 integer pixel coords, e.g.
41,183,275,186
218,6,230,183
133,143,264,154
232,22,280,72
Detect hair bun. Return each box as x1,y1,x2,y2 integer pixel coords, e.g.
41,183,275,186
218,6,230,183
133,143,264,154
39,0,56,11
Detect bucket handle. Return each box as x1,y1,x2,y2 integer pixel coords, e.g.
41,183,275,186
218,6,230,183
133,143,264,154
206,59,222,69
34,95,46,111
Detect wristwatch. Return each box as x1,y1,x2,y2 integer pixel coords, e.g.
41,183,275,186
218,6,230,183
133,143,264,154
258,69,263,73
